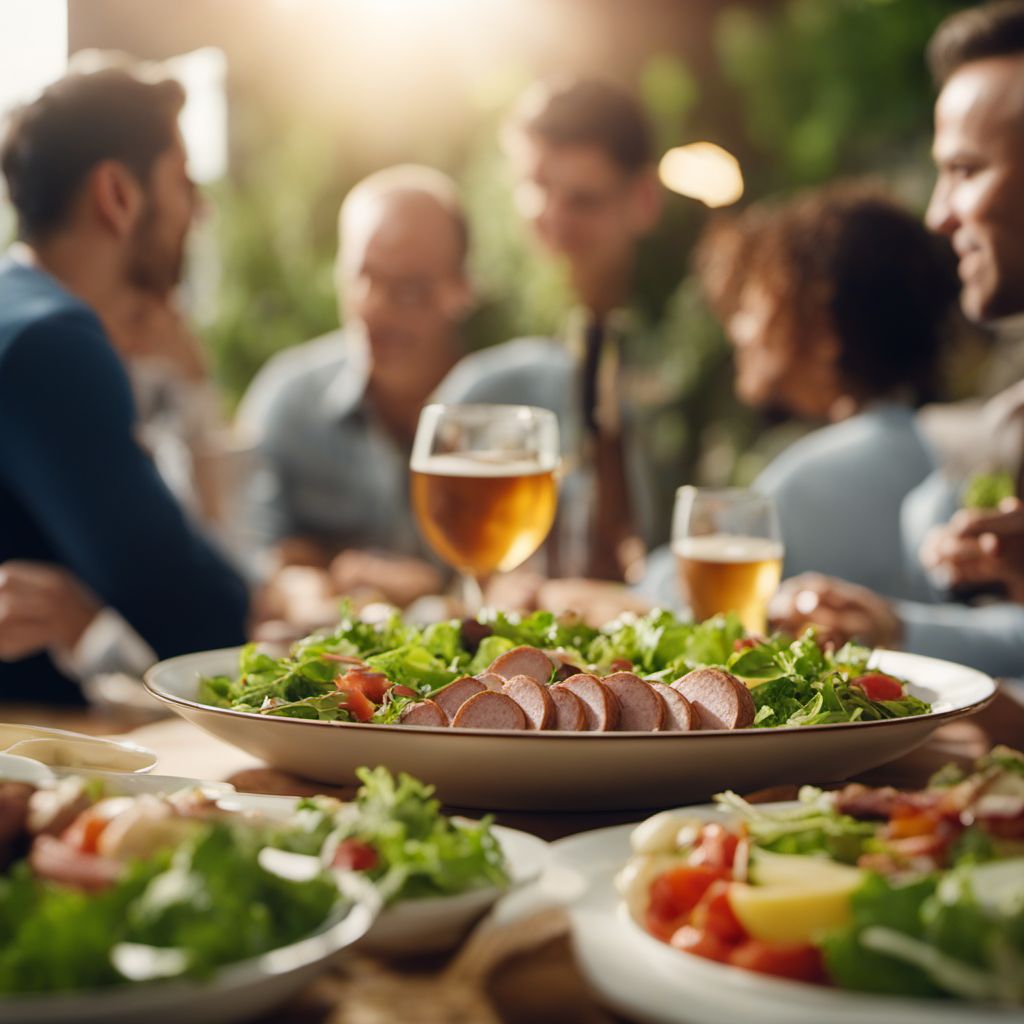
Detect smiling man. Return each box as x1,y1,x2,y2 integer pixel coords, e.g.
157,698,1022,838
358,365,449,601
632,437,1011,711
770,1,1024,676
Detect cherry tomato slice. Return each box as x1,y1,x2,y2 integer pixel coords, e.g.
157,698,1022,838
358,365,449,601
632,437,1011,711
690,880,747,943
669,925,734,963
728,939,825,983
851,673,905,701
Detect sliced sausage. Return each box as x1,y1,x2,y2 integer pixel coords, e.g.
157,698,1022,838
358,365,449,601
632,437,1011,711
488,646,554,685
650,683,699,732
433,676,487,723
399,699,448,728
501,675,556,730
474,672,506,692
550,686,586,731
602,672,667,732
451,691,528,730
554,674,620,731
672,668,754,730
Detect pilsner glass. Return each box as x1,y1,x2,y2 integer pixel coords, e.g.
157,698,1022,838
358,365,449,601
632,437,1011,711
672,486,783,634
410,403,560,611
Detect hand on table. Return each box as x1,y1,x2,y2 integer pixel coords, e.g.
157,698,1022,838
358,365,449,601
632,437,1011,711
769,573,903,649
537,577,654,628
0,561,101,660
920,497,1024,602
329,550,443,609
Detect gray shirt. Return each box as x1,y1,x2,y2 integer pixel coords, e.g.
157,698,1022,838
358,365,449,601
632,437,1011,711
237,329,421,555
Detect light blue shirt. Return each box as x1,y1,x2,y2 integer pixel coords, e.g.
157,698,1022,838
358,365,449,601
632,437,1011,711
893,466,1024,678
237,329,422,555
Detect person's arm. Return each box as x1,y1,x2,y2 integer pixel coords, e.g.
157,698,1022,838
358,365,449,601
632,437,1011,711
894,598,1024,678
770,572,1024,678
0,313,248,659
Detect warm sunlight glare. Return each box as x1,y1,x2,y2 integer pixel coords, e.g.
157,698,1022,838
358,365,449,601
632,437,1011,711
659,141,744,208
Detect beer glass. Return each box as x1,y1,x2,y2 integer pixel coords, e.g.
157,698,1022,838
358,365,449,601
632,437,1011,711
672,486,783,633
410,403,560,611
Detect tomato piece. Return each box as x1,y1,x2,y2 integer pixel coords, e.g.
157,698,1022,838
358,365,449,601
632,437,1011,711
687,823,740,871
669,925,733,963
332,838,379,872
851,673,904,701
690,881,747,943
648,864,731,925
335,669,390,704
337,687,376,722
30,835,122,891
887,811,939,839
728,940,825,983
61,809,110,855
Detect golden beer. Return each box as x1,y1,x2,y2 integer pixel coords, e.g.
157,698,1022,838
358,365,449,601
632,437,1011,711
411,452,558,577
674,534,783,633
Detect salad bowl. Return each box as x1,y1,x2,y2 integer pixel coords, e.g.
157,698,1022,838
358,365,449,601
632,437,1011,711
547,768,1023,1024
145,645,996,811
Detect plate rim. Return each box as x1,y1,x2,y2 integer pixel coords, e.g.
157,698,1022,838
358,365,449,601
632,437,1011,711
144,646,998,740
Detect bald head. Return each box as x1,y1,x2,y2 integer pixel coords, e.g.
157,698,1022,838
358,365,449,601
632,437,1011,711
337,166,470,400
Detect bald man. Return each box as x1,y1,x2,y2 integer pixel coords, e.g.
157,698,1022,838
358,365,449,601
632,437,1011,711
238,166,471,603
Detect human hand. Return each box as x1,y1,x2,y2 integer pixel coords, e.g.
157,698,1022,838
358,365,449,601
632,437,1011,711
0,562,101,661
329,550,443,609
920,497,1024,602
537,577,654,628
768,573,903,649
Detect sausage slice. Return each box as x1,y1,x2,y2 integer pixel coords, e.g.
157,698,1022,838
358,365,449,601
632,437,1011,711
549,686,586,731
399,699,448,728
451,691,528,730
433,677,487,723
487,646,554,685
601,672,667,732
501,675,556,730
554,674,620,731
650,683,699,731
671,668,754,730
474,672,506,692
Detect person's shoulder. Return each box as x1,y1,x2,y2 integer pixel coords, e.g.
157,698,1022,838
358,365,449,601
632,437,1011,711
237,328,349,424
0,261,103,363
438,336,568,394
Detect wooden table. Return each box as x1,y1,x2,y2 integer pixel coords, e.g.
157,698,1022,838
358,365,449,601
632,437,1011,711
5,687,1024,1023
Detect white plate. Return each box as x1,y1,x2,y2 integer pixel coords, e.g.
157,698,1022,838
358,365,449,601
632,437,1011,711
0,723,155,774
0,768,547,963
0,782,377,1024
144,648,996,811
547,805,1020,1024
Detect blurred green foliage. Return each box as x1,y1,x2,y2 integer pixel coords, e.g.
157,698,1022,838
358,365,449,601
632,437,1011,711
204,0,975,490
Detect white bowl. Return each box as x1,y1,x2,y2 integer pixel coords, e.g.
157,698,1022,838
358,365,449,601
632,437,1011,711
144,647,996,811
548,805,1020,1024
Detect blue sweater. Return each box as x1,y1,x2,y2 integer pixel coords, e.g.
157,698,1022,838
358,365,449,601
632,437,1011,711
0,260,248,703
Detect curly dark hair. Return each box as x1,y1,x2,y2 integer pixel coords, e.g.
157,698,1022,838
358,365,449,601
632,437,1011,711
1,57,185,242
696,184,960,407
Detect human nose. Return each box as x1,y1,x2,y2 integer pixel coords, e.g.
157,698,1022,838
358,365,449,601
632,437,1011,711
924,179,956,236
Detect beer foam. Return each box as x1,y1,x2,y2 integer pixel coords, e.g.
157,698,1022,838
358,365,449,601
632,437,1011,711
673,534,784,563
410,451,558,477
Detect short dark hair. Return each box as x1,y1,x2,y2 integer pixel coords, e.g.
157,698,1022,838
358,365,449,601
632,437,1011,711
698,185,960,406
506,77,654,173
927,0,1024,85
1,59,185,241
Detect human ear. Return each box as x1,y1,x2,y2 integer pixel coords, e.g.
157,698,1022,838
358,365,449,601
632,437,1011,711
88,160,144,238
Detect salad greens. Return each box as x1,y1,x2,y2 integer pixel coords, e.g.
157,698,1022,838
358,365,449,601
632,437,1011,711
0,819,339,993
962,470,1016,510
322,767,508,903
198,606,930,728
0,766,509,995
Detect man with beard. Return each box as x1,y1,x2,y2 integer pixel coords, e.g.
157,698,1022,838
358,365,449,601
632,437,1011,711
0,59,248,703
770,1,1024,677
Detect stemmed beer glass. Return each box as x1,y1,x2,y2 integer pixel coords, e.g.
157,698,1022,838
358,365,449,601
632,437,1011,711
410,404,560,612
672,486,784,634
